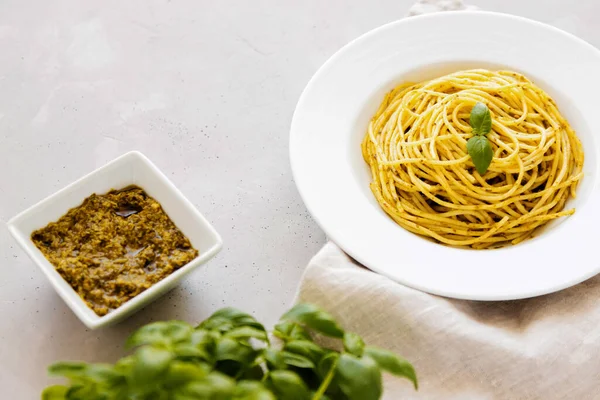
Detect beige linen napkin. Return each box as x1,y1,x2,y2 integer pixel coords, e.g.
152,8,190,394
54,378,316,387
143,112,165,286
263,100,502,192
296,2,600,399
297,244,600,399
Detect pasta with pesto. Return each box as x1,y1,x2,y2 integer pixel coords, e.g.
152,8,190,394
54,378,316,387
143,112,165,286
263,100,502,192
362,69,584,249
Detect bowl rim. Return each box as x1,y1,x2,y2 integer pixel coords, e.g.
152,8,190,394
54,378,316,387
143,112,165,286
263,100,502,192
7,151,223,329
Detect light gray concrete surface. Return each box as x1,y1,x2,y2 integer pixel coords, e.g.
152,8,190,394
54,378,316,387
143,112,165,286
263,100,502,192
1,0,600,397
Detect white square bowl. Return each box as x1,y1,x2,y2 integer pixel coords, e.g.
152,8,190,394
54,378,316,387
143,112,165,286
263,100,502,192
7,151,222,329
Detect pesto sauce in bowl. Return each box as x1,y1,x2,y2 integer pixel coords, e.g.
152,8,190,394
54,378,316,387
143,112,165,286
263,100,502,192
31,185,198,316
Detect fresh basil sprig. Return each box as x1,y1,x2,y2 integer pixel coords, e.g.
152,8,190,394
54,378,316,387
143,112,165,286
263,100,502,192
466,102,494,175
42,304,417,400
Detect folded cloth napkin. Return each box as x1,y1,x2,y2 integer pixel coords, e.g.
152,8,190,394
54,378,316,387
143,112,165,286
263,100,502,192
297,244,600,399
295,2,600,399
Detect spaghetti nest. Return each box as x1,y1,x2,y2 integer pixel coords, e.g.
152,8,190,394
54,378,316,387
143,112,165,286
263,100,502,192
362,69,584,249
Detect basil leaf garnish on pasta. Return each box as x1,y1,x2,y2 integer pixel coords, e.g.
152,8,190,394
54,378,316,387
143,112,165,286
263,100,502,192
467,135,493,175
469,102,492,136
467,102,493,174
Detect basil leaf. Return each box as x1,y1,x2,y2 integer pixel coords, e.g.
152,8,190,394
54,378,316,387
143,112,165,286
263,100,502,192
268,370,311,400
146,389,170,400
225,326,268,342
76,363,125,390
280,304,344,338
216,337,258,365
467,135,493,175
172,392,196,400
204,308,266,333
190,328,221,344
175,372,236,400
336,354,382,400
114,355,135,375
199,316,235,333
47,362,88,379
264,348,287,371
126,321,192,348
172,392,199,400
469,102,492,136
234,381,277,400
273,321,311,342
173,343,207,358
343,332,365,357
65,385,95,400
364,346,418,389
209,308,255,322
41,385,68,400
163,321,193,342
284,340,324,364
130,347,173,387
163,361,210,388
203,372,238,393
280,351,315,369
187,330,219,362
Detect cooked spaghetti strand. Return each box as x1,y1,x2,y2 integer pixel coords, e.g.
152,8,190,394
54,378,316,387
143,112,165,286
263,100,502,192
362,69,584,249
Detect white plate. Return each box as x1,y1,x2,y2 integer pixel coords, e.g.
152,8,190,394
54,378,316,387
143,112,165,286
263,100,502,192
290,11,600,300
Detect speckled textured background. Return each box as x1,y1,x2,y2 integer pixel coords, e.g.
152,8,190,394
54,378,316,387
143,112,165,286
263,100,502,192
2,0,600,397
